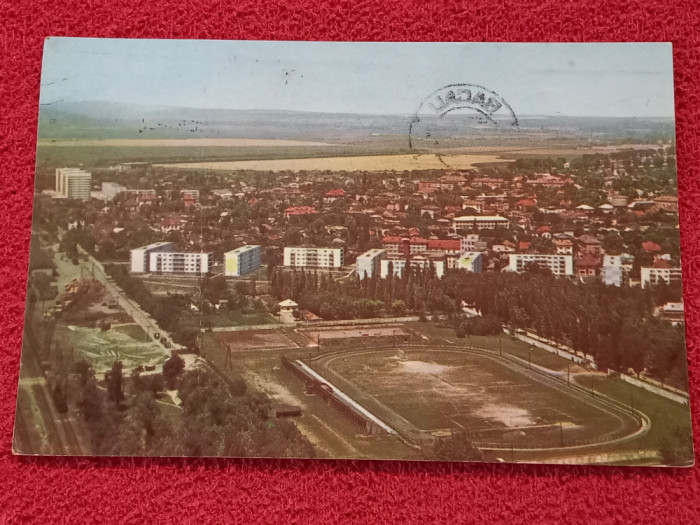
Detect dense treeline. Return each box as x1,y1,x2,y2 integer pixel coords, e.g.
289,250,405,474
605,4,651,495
271,266,687,388
443,271,687,388
73,358,315,458
271,265,456,320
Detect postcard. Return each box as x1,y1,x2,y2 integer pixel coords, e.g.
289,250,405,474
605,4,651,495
14,38,693,466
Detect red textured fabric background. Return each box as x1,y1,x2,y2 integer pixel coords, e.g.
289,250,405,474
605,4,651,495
2,1,700,523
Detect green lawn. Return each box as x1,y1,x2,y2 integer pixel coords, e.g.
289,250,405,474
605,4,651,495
408,322,575,371
112,323,151,342
574,374,693,460
181,310,280,329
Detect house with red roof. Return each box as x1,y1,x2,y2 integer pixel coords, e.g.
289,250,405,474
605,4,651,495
642,241,662,253
284,206,318,219
324,188,346,203
575,253,601,277
536,225,552,238
427,239,461,253
516,198,537,210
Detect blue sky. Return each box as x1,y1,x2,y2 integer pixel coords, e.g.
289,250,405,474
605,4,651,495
40,38,675,118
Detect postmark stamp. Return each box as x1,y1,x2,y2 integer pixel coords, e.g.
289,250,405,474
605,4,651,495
409,83,519,150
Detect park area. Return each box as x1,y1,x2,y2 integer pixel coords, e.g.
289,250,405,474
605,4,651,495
55,323,169,375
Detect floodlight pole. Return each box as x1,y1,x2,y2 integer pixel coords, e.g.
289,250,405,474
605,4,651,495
560,422,564,447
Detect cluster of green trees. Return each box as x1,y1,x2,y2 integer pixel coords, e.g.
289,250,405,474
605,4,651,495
441,271,687,388
71,356,315,458
455,315,502,338
272,264,687,388
270,265,457,320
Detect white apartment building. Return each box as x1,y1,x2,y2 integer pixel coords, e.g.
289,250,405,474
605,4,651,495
641,266,683,288
459,234,481,252
507,253,574,276
149,251,211,274
356,249,387,279
56,168,91,200
224,245,262,277
380,255,446,279
602,255,623,287
456,252,483,273
130,242,173,273
453,215,510,230
283,247,344,269
101,182,127,200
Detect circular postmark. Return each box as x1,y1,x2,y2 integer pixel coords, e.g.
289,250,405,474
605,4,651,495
409,84,519,150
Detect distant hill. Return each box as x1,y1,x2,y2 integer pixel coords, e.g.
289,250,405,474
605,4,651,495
37,101,676,143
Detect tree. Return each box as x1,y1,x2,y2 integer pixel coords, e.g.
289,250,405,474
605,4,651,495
163,353,186,390
433,431,482,461
105,361,125,406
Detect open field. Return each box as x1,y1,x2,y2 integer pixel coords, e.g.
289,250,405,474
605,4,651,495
36,136,658,168
300,325,413,344
38,138,333,147
56,324,169,375
153,153,510,172
405,322,577,371
212,329,296,351
310,347,641,449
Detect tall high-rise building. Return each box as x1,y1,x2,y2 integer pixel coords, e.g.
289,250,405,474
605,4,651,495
56,168,91,200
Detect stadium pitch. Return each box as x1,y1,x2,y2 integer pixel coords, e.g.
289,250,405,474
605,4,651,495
306,346,646,452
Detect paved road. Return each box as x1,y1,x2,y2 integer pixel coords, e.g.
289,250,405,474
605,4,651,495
82,253,179,350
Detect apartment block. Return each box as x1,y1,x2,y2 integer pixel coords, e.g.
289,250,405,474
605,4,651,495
452,215,510,230
356,248,387,279
130,242,174,273
379,253,447,279
56,168,91,200
224,245,262,277
641,266,683,288
507,253,574,276
456,252,483,273
283,247,344,269
149,251,211,274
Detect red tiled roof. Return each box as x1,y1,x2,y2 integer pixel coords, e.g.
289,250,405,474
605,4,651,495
519,241,531,250
576,254,601,268
653,258,671,268
427,239,461,251
578,235,601,245
409,237,429,244
517,199,536,207
643,241,662,253
537,225,551,233
285,206,318,216
326,189,345,197
382,236,402,243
